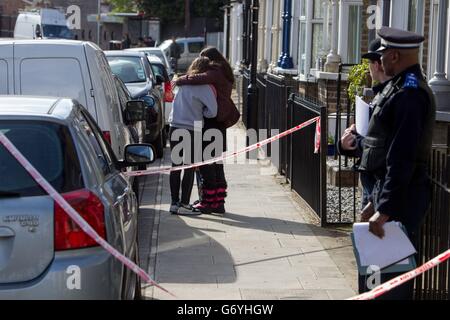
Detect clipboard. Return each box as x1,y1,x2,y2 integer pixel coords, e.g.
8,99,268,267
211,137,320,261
351,222,417,276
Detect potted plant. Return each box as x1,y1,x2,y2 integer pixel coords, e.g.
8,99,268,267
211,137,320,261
347,60,371,106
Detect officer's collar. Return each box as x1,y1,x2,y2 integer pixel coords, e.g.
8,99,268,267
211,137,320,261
392,64,423,82
373,80,390,94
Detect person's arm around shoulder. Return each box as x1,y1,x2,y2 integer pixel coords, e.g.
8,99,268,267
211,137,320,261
175,69,220,86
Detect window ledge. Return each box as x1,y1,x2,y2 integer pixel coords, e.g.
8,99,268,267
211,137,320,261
310,69,349,81
273,67,299,75
294,74,317,83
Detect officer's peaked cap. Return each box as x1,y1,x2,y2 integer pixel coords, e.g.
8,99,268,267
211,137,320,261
362,38,382,61
376,27,425,51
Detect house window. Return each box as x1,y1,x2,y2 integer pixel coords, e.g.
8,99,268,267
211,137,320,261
297,0,325,77
337,0,363,64
347,5,362,64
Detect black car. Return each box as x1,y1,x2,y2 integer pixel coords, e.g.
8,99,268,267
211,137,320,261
105,51,166,158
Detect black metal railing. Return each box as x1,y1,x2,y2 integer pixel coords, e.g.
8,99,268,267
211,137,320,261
289,93,327,225
415,131,450,300
241,68,250,128
256,73,266,134
263,74,297,175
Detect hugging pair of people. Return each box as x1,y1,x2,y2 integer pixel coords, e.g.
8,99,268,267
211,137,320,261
168,47,240,215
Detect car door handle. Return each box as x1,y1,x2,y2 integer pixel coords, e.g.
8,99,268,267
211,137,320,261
0,227,15,238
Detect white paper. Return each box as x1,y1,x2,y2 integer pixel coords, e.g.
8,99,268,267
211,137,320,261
353,222,416,269
355,96,371,137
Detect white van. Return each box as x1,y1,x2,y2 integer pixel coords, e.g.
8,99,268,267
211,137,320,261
159,37,205,72
14,8,73,40
0,40,130,160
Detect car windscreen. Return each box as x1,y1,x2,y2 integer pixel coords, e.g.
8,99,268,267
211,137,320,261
0,121,84,197
42,24,74,39
107,57,147,84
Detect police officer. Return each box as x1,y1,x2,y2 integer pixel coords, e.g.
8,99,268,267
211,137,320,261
353,27,436,299
339,38,392,210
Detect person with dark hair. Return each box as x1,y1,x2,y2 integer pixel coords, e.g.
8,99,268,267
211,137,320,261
170,36,182,72
168,57,218,215
342,28,436,299
174,47,240,214
122,33,131,49
338,38,392,210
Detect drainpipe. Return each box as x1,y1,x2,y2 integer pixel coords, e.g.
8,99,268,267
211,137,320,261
429,0,450,113
246,0,259,131
278,0,294,69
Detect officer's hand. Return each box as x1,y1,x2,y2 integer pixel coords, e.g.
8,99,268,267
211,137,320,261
341,131,357,150
344,124,356,135
360,202,375,222
369,212,390,239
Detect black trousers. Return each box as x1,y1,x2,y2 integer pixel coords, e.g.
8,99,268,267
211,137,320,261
197,120,228,199
169,127,198,205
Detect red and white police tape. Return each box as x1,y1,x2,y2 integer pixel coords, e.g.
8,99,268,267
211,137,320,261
1,116,449,300
348,249,450,300
0,116,320,297
0,131,175,297
125,116,322,177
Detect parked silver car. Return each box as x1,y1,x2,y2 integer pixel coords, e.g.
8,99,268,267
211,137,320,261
0,96,154,300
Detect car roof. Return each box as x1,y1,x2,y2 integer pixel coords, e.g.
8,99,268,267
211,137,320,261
0,96,75,119
126,47,162,52
0,39,91,46
176,37,204,42
104,50,147,58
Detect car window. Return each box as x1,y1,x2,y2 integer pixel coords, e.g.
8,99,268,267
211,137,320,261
151,63,169,82
97,52,123,125
0,121,84,196
107,56,147,83
20,58,88,107
188,42,204,54
77,110,115,177
114,77,129,112
42,24,73,39
142,58,154,82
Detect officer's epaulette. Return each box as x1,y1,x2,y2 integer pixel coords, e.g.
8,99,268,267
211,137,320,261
403,73,419,89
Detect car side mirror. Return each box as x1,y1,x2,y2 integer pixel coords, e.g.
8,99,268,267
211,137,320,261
121,144,155,168
155,74,165,86
142,95,156,108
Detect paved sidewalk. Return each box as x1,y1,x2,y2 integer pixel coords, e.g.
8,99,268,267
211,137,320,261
138,123,357,300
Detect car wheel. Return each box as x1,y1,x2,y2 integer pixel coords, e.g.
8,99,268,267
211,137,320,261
153,131,164,159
